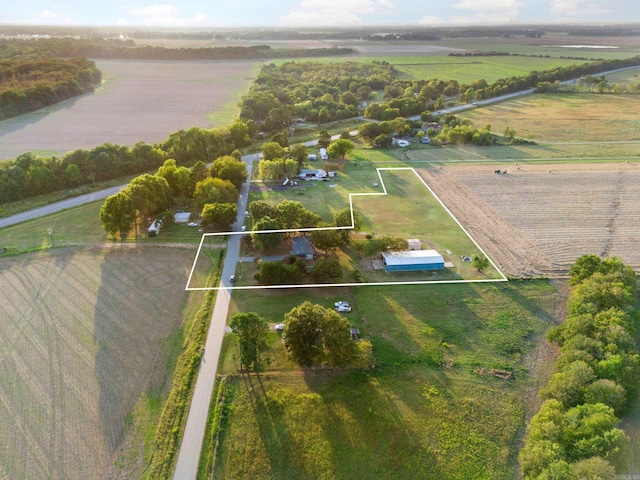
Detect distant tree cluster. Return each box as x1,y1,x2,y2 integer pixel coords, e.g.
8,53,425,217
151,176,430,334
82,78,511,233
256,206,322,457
519,255,638,479
0,37,353,62
238,61,394,130
0,57,101,120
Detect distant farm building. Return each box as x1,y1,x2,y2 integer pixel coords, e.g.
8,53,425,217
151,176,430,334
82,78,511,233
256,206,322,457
381,249,445,272
298,168,327,180
319,148,328,160
291,235,315,260
407,239,422,251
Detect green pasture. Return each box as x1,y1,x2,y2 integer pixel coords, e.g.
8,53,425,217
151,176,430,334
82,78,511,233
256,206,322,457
390,55,579,83
459,93,640,144
0,200,208,254
603,66,640,85
213,280,557,479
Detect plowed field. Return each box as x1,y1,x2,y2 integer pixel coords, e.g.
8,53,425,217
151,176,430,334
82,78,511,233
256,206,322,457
0,60,257,159
0,246,196,479
417,162,640,277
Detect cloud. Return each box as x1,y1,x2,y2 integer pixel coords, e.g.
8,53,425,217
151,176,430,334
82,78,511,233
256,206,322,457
118,4,219,27
419,0,523,26
280,0,395,26
550,0,610,17
40,9,73,24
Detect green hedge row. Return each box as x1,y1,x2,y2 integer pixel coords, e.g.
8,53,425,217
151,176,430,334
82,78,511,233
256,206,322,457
519,255,638,479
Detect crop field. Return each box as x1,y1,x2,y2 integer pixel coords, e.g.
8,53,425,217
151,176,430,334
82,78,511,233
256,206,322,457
460,94,640,143
417,162,640,277
0,246,206,479
0,59,258,160
214,280,559,479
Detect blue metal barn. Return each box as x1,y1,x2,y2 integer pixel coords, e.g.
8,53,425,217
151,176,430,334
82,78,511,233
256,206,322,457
381,250,445,272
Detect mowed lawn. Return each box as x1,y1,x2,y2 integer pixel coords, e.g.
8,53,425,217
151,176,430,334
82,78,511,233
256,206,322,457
460,93,640,143
0,247,209,479
0,200,206,254
214,280,559,479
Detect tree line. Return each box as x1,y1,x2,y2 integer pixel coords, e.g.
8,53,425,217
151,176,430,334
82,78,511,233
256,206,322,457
0,57,101,120
519,255,638,479
0,119,253,205
0,37,353,62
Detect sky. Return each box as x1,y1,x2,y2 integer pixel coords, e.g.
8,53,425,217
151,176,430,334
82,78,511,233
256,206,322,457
2,0,639,28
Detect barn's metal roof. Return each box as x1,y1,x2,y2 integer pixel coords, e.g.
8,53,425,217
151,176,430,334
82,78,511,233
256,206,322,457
381,249,444,266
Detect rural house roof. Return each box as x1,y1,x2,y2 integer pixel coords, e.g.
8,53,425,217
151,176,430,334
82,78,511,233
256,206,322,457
291,235,315,256
381,249,444,266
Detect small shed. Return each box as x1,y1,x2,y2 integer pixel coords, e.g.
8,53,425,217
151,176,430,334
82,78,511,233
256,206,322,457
174,212,191,224
381,249,445,272
407,239,422,251
319,148,328,160
291,235,315,260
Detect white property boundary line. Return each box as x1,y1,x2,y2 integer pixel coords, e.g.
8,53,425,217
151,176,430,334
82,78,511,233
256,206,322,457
185,167,507,291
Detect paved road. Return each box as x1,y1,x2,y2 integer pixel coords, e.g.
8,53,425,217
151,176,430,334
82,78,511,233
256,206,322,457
0,185,126,229
172,152,258,480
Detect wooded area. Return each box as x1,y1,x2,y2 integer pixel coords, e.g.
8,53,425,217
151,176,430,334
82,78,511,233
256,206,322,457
0,57,101,120
0,37,353,61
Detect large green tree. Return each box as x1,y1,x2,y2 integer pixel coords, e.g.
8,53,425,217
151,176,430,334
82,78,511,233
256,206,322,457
310,223,344,253
194,177,238,209
252,216,282,252
201,203,237,231
229,312,270,370
283,301,355,368
209,155,248,189
261,141,285,161
334,207,362,243
100,191,135,239
327,138,354,159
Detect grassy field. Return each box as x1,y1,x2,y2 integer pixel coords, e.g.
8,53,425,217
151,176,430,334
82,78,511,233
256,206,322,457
0,200,210,255
212,280,559,479
604,66,640,85
390,55,580,83
459,93,640,143
0,246,211,479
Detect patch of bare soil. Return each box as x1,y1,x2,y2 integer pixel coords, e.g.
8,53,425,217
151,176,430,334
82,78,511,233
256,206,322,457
417,162,640,277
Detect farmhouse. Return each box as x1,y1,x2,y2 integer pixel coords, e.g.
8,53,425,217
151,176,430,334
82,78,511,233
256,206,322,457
291,235,315,260
381,249,445,272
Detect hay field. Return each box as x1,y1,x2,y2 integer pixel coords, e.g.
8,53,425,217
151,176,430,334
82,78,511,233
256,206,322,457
0,246,197,479
418,163,640,278
0,60,258,159
460,94,640,143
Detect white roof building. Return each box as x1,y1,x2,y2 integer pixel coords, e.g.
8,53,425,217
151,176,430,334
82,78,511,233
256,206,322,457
381,249,445,272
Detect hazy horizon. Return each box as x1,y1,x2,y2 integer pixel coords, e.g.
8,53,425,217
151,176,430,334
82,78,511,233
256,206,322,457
3,0,639,29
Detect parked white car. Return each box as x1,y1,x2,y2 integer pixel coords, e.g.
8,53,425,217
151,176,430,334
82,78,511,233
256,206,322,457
336,305,352,313
335,301,350,308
